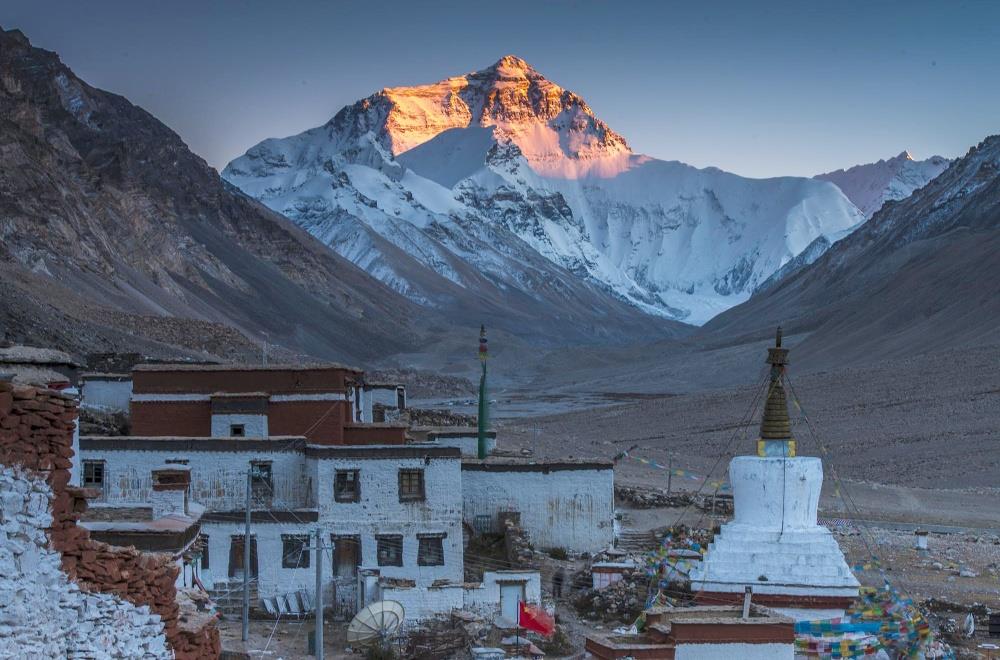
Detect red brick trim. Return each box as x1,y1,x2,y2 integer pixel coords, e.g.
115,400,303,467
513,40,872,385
695,590,856,610
0,382,220,659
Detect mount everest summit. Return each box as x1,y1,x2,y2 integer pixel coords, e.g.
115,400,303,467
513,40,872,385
225,56,874,325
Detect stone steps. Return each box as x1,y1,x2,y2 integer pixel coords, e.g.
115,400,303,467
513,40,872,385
616,530,658,552
209,580,258,617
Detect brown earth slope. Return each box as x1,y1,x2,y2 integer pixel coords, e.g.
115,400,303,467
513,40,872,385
0,27,422,363
701,135,1000,373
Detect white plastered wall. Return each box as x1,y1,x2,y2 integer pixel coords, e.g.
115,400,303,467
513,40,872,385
461,467,615,553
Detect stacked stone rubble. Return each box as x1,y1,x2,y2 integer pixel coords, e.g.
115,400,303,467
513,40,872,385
0,381,220,658
0,464,169,657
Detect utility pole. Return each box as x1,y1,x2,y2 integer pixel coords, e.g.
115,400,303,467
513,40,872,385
477,325,489,459
314,528,324,659
666,454,673,496
242,469,251,641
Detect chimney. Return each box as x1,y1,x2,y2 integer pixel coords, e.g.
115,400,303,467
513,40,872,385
150,464,191,518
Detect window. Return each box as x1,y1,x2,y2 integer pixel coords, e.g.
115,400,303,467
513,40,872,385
82,460,105,491
334,470,360,503
230,424,245,437
282,535,310,569
398,469,424,502
376,535,403,567
333,535,361,578
250,461,273,506
417,534,445,566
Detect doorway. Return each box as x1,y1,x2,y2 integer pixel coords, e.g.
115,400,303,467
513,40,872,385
499,581,526,624
228,535,258,579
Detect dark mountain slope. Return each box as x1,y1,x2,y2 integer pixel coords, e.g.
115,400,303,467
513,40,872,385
0,27,421,363
700,135,1000,369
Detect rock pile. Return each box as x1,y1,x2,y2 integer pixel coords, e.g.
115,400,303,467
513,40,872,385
504,518,537,568
572,569,646,623
0,381,220,658
615,485,692,509
0,464,169,658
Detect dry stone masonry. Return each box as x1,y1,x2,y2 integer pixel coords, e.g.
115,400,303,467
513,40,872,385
0,465,169,657
0,381,219,658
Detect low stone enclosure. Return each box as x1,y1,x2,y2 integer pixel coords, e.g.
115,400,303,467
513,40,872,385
0,380,219,658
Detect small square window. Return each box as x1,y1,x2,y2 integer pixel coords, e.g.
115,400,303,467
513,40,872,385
83,460,105,491
230,424,245,437
398,469,424,502
282,535,310,569
334,470,360,503
417,535,445,566
376,535,403,567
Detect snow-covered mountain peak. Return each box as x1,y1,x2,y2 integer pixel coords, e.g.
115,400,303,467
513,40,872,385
318,56,632,179
475,54,538,79
815,151,951,218
224,58,865,326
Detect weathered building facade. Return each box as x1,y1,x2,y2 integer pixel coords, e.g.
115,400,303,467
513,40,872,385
79,363,605,623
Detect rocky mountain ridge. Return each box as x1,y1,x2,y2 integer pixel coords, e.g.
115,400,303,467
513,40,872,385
815,150,951,219
703,135,1000,367
0,27,420,363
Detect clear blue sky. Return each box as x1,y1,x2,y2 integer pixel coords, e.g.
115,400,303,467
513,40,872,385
3,0,998,177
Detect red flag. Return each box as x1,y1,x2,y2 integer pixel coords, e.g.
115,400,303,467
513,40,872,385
518,601,555,637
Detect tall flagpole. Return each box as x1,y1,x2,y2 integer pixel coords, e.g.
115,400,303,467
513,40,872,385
477,325,489,459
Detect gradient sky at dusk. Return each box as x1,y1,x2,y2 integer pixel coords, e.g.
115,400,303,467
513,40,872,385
3,0,998,178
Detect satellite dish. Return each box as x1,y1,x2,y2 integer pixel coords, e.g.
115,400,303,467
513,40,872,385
963,612,975,637
347,600,406,647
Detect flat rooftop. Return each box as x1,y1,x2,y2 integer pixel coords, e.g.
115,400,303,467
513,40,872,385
132,362,363,374
461,456,613,471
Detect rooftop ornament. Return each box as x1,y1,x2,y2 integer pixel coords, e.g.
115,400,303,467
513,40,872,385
758,326,795,458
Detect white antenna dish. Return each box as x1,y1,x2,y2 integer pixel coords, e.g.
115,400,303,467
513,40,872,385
347,600,406,647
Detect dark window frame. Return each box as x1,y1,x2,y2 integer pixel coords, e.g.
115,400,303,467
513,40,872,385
334,469,360,503
417,534,445,566
398,469,425,502
230,424,246,437
376,534,403,567
250,460,273,506
82,460,105,491
281,534,311,569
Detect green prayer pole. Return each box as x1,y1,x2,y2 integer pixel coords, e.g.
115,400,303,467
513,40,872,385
477,325,489,459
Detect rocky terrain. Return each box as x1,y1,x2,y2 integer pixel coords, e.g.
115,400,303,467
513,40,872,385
0,27,425,365
702,134,1000,371
499,341,1000,505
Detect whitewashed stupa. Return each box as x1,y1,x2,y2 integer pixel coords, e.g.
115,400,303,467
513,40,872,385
690,329,860,620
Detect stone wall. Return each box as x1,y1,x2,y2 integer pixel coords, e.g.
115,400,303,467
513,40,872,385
0,464,169,657
0,381,220,658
